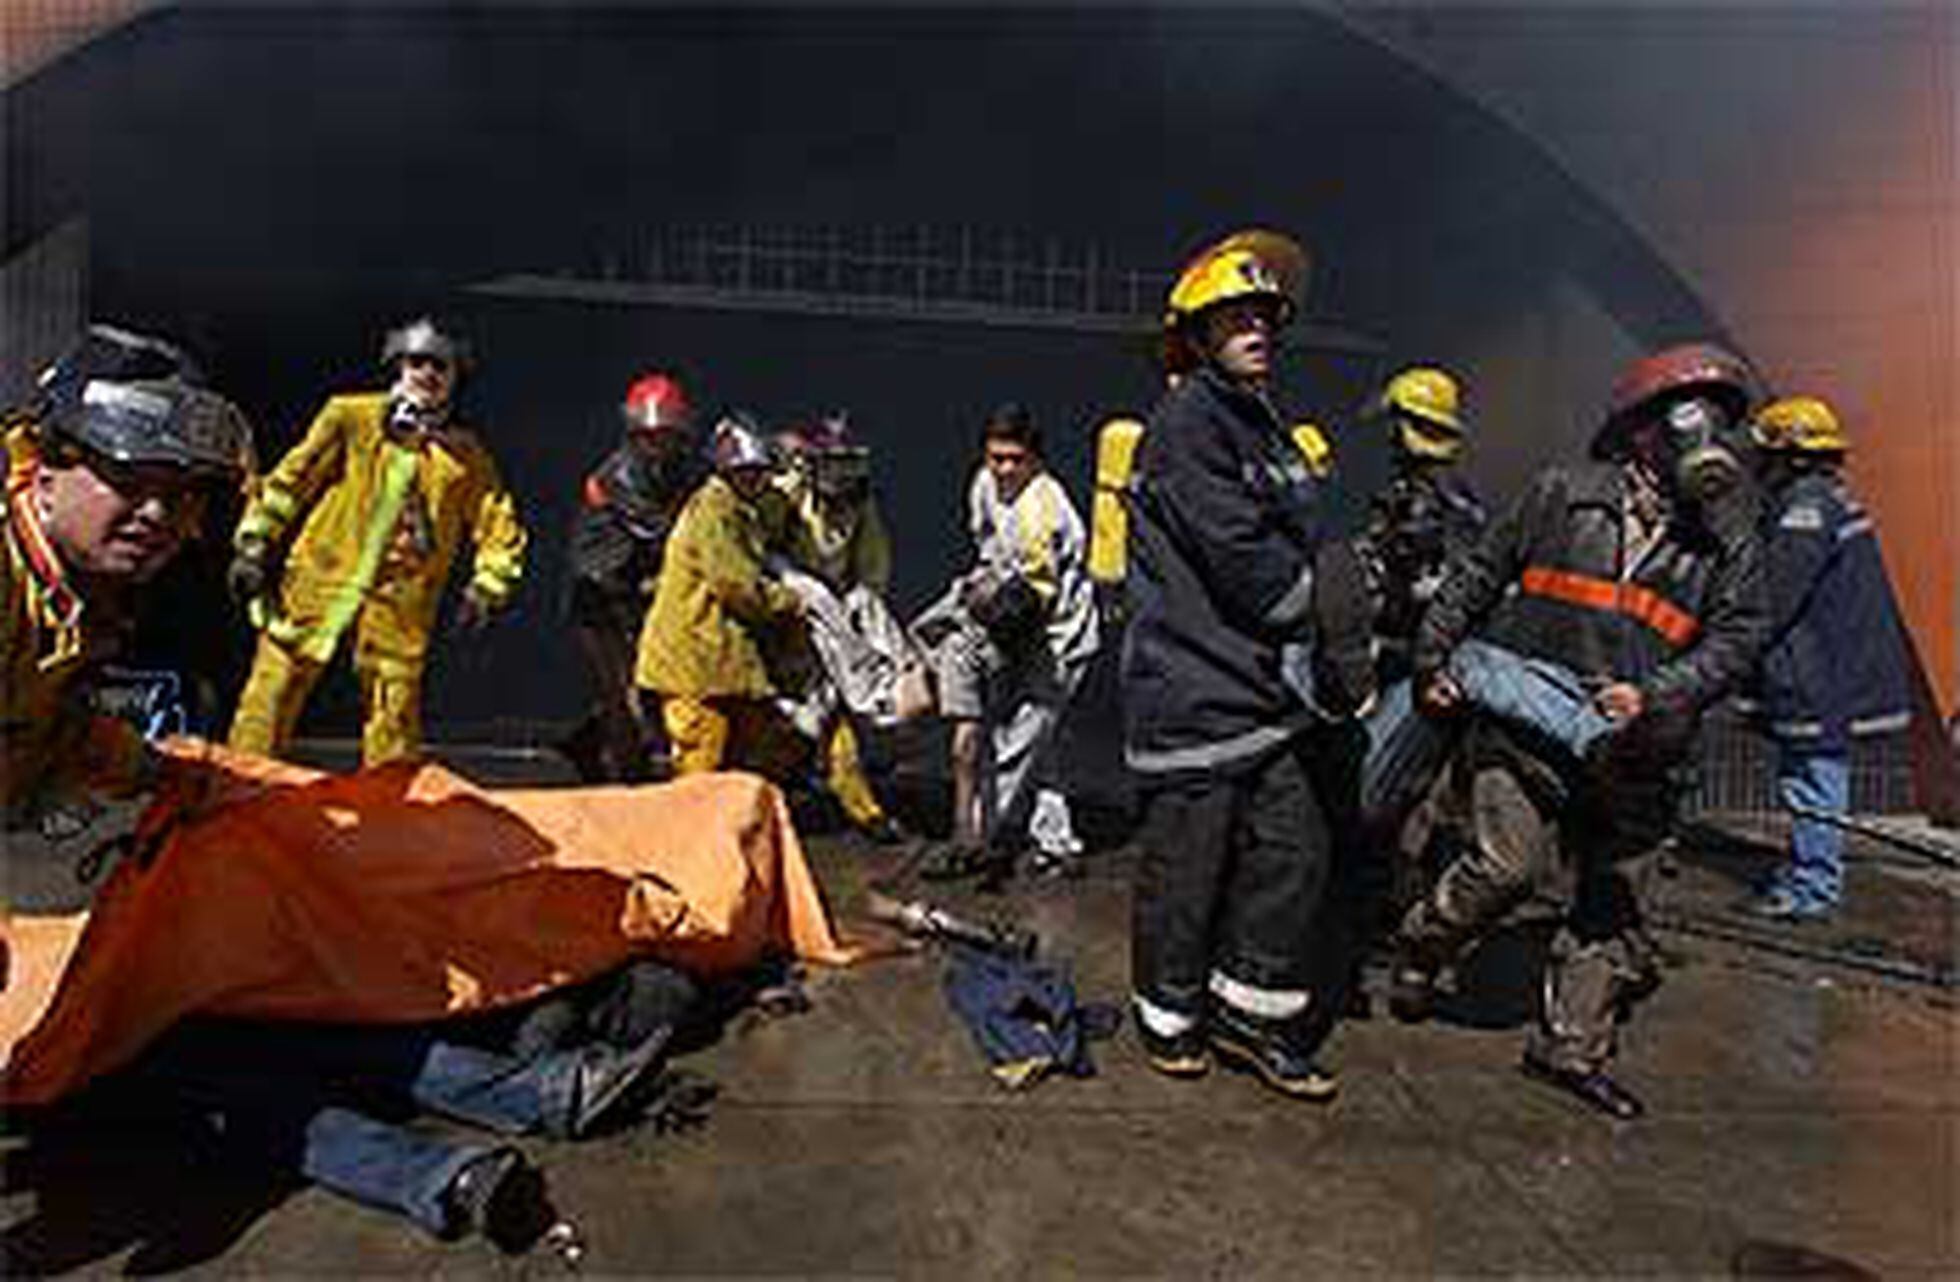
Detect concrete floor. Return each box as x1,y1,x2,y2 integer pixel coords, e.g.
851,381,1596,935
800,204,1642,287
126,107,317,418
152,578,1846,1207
3,776,1956,1277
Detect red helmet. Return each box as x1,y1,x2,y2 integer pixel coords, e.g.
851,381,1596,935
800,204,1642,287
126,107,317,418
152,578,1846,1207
622,373,692,435
1596,342,1757,458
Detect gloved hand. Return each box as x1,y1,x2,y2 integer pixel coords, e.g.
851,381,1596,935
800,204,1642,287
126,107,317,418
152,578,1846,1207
1308,538,1378,721
226,537,275,606
454,588,497,634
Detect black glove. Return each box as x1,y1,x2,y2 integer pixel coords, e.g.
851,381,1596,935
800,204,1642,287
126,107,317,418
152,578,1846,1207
1309,539,1379,720
226,540,274,606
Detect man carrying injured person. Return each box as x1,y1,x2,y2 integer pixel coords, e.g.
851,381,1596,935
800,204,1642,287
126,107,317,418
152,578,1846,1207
1389,342,1769,1121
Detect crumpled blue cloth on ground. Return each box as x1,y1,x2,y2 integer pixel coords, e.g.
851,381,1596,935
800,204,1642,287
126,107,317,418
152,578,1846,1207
942,946,1117,1090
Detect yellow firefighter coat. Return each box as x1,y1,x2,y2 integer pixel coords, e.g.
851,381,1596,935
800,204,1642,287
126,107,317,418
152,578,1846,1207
637,475,802,699
2,467,148,824
236,393,526,674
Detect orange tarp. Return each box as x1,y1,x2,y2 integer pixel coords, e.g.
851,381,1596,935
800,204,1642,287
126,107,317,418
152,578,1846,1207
1,743,857,1107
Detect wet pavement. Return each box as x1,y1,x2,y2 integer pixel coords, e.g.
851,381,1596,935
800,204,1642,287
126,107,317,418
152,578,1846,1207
3,760,1955,1277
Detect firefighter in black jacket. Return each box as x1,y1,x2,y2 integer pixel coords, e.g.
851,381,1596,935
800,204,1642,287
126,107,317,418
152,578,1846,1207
1391,343,1769,1120
1358,366,1487,680
1124,230,1375,1101
1739,396,1910,921
561,373,702,782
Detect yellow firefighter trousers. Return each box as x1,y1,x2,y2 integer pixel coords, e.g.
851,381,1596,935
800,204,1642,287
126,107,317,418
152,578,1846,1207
659,695,885,828
229,634,425,767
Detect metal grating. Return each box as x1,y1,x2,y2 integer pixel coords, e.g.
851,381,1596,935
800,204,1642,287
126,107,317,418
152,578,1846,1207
1685,705,1917,818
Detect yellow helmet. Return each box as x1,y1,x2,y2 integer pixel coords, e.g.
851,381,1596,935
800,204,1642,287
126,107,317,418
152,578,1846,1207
1380,366,1466,462
1751,395,1849,454
1164,229,1309,330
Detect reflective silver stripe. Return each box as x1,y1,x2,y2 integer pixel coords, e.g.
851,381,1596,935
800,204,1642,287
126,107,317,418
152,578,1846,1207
1263,562,1316,629
1773,719,1824,738
1851,711,1911,735
1125,720,1302,775
1835,515,1874,542
1133,994,1198,1037
1210,970,1308,1020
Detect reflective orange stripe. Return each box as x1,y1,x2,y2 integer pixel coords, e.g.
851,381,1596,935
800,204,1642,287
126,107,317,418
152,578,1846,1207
1519,565,1700,647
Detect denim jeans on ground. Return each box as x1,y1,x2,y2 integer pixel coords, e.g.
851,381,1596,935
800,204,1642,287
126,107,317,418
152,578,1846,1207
126,1019,578,1235
301,1106,493,1235
1771,742,1850,908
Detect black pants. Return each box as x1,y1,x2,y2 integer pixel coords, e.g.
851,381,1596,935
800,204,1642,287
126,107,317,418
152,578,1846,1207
1131,727,1364,1027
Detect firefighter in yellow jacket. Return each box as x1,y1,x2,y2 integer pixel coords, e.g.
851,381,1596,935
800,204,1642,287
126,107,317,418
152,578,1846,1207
635,413,811,780
225,319,526,765
4,328,254,829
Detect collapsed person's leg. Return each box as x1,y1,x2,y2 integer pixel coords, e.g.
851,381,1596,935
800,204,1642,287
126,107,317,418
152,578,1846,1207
118,1020,544,1242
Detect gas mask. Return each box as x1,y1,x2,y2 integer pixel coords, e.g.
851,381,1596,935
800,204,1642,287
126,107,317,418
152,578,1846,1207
1652,396,1743,503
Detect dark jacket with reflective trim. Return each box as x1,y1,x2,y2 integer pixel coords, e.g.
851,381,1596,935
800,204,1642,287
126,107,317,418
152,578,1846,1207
1744,471,1911,750
1122,367,1327,776
566,443,706,620
1414,461,1767,725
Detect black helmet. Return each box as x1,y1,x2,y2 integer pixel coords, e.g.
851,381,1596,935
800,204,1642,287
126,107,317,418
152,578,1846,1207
34,324,205,414
41,376,255,484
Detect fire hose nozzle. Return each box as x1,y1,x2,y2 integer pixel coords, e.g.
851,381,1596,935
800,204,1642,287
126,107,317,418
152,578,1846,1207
866,890,1039,959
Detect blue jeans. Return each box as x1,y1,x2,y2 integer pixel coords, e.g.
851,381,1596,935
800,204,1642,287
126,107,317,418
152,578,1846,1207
1448,639,1613,758
1360,640,1614,823
1769,743,1850,908
130,1020,581,1236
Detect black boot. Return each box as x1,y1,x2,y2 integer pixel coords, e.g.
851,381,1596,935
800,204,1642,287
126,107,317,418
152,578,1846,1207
1207,1005,1338,1102
440,1149,558,1251
1133,1008,1209,1079
1387,947,1441,1024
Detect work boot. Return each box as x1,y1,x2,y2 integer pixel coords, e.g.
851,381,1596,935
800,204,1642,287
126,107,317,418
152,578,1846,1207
1387,948,1441,1024
1518,1054,1644,1121
1134,1011,1210,1079
1207,1005,1338,1102
551,1025,673,1140
440,1149,558,1251
1737,886,1835,924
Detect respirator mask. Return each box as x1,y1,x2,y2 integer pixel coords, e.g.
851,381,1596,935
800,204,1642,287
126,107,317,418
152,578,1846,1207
1656,396,1743,503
